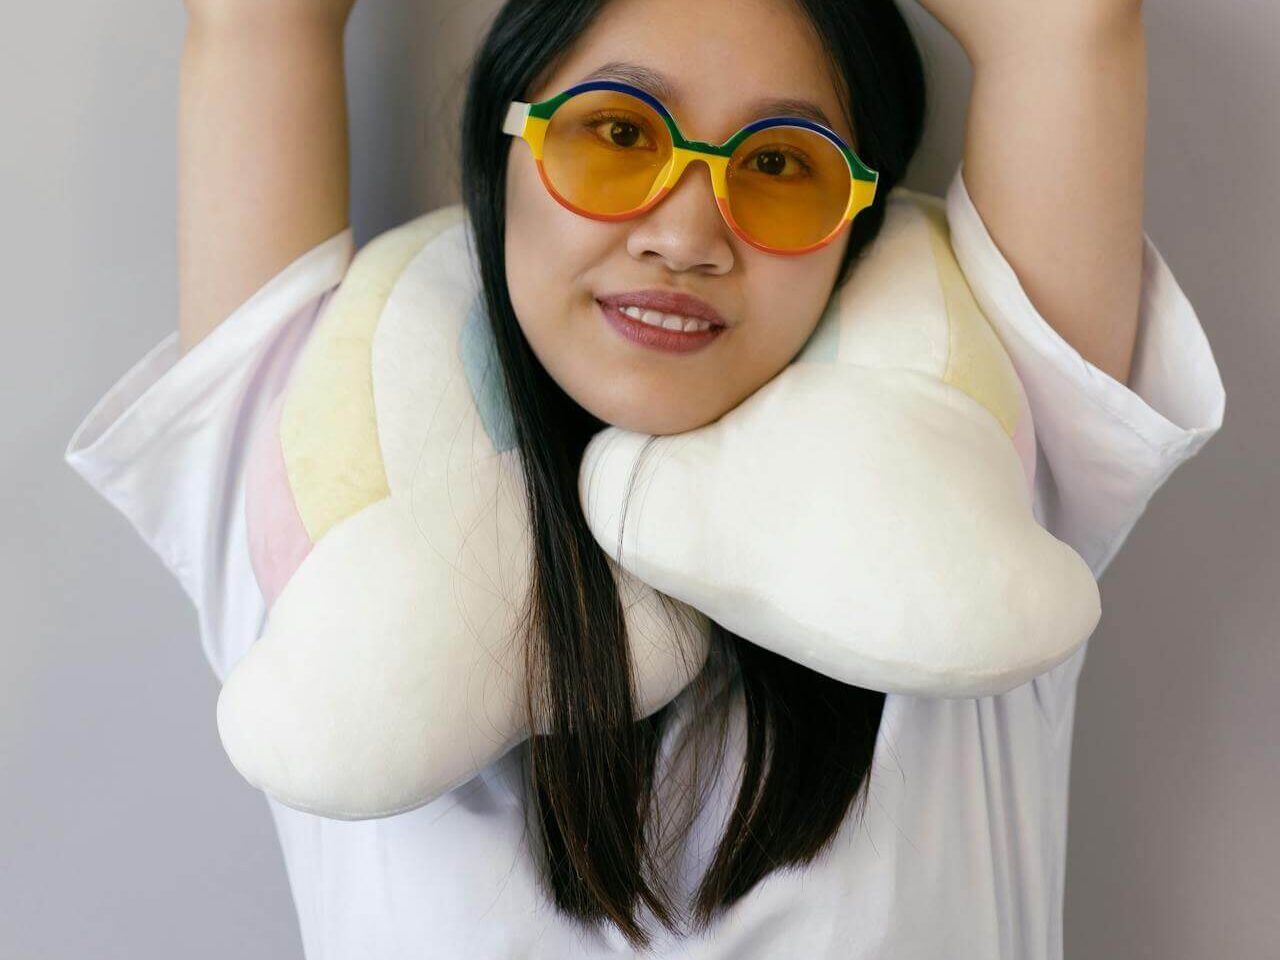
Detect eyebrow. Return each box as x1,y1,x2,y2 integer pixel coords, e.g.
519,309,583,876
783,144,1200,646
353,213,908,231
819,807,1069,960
579,60,844,138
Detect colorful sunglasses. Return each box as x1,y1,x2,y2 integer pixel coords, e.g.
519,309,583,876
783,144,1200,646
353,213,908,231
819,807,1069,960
502,79,879,256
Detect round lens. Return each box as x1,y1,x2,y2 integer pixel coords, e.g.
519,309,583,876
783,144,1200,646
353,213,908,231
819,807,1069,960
541,89,674,216
725,125,852,250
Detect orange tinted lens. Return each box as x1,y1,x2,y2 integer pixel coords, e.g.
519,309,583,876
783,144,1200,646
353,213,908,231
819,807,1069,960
726,126,852,249
541,89,673,215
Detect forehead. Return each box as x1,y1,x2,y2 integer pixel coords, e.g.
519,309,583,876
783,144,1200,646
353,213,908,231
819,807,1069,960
527,0,854,145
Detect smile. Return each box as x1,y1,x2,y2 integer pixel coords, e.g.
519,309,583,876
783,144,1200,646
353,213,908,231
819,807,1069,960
597,299,725,354
619,305,719,333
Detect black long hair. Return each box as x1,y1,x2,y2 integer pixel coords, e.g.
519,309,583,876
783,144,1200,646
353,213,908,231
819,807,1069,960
458,0,926,948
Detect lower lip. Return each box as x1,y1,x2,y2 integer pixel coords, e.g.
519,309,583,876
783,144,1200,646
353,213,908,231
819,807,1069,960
597,301,725,354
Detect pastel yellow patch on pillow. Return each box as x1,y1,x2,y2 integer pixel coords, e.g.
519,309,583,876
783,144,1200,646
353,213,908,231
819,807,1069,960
280,206,466,542
917,194,1024,439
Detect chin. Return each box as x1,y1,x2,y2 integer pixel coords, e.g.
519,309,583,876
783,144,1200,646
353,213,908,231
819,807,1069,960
570,368,721,436
628,406,717,437
583,399,672,436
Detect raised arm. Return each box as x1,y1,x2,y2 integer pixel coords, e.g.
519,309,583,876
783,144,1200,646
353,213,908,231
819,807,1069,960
915,1,1148,387
178,1,357,356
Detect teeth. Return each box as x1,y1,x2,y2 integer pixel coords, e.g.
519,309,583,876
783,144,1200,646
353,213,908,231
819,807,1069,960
619,305,715,333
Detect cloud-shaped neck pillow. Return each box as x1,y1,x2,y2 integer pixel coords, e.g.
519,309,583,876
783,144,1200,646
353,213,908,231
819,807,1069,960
218,187,1100,820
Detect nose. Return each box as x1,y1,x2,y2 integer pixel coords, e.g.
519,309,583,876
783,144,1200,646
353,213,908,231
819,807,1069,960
624,154,735,275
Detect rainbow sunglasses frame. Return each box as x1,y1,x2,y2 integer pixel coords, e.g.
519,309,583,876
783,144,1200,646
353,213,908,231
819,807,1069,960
502,79,880,256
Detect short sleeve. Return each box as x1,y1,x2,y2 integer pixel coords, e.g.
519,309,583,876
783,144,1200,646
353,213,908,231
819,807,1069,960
945,162,1226,581
64,230,356,683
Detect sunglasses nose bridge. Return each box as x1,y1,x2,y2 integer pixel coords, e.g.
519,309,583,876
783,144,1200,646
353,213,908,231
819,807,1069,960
665,146,731,202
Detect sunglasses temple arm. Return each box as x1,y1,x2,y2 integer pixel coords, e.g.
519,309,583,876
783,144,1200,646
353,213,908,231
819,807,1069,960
503,102,531,137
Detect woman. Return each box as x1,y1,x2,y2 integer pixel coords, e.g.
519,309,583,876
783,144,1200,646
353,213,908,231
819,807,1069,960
64,0,1225,955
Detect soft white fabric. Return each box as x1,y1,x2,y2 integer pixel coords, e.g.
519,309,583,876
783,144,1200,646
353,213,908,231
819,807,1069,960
218,188,1100,823
63,163,1225,959
579,190,1099,698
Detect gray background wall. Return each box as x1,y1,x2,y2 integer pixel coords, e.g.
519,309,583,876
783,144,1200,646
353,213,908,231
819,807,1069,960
4,1,1274,956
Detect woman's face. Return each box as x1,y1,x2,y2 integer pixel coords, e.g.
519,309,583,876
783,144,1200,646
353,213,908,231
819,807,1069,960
504,0,856,436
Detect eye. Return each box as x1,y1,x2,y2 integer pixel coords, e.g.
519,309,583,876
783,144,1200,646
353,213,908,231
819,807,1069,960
581,111,658,150
741,146,814,178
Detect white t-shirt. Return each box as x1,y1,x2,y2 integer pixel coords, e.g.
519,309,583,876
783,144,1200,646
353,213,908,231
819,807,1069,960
63,165,1226,959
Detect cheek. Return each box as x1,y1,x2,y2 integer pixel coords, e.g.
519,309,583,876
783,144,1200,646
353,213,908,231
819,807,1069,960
504,148,542,252
504,150,618,323
505,144,561,259
748,259,839,341
504,153,561,329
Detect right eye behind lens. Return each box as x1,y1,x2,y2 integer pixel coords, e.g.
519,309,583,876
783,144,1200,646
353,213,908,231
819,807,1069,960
542,90,674,215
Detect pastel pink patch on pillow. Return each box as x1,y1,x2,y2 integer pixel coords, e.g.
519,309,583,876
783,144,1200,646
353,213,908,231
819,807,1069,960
245,388,313,608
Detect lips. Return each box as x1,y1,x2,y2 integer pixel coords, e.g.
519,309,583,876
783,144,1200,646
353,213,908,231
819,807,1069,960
597,299,725,355
595,289,728,327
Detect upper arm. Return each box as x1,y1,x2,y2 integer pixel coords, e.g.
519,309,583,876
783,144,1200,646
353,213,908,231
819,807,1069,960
178,13,351,356
961,16,1148,388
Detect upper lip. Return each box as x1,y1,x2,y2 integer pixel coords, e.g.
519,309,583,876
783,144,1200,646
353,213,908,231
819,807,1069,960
596,289,729,327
